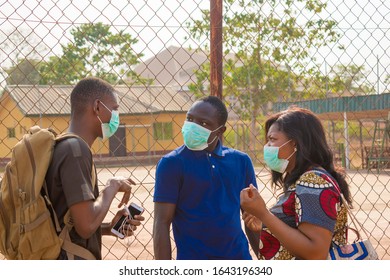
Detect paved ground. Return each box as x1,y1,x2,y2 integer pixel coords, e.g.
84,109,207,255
1,166,388,260
97,166,390,260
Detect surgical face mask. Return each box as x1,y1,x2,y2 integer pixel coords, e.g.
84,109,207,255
263,139,296,173
181,121,223,151
97,101,120,140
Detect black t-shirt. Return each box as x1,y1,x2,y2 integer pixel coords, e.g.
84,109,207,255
45,137,101,259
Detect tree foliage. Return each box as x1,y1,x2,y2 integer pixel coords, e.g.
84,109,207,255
187,0,341,118
328,64,375,96
0,28,46,68
0,28,46,87
5,59,41,85
39,22,144,85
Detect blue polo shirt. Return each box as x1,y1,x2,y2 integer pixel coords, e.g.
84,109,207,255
153,141,257,260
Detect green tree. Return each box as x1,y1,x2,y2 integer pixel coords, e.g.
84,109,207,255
385,75,390,92
329,64,375,96
187,0,340,150
0,27,46,87
39,22,144,84
5,59,41,85
0,28,46,69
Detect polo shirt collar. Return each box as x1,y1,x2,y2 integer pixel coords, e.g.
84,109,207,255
201,140,224,157
187,139,224,158
212,140,223,157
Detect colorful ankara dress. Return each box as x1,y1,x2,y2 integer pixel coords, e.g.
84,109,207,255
259,168,348,260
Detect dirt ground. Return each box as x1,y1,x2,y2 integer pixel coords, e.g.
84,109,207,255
97,166,390,260
1,166,388,260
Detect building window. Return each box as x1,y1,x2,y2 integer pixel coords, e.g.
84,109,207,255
153,122,173,140
7,128,16,138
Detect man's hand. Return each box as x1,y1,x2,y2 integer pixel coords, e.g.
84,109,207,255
240,184,268,219
242,211,262,234
109,207,145,238
107,176,135,207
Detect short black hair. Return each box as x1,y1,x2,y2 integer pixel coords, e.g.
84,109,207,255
70,77,115,116
199,95,228,125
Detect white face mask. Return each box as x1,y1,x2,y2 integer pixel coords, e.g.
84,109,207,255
181,121,223,151
97,101,120,140
263,139,297,173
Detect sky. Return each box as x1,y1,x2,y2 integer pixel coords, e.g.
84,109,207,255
0,0,389,92
0,0,207,60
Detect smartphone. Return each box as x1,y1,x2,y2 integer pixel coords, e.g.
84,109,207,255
111,202,144,239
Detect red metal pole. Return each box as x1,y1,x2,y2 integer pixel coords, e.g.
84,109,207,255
210,0,223,99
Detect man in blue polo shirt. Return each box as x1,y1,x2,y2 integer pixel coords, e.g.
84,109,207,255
153,96,258,260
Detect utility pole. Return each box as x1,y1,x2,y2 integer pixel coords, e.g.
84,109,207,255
210,0,223,99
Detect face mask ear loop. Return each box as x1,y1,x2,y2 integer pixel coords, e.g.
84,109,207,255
286,147,297,161
279,139,292,149
207,135,218,145
98,100,114,122
97,100,112,124
207,125,224,145
96,115,103,124
99,100,112,113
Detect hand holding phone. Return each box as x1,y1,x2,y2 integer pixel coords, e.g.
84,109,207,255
111,202,144,239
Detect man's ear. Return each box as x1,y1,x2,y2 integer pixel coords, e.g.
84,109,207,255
220,126,227,135
93,99,100,115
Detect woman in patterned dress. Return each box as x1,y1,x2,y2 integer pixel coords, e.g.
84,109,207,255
240,106,352,260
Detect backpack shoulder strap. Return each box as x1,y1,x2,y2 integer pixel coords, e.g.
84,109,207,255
42,181,62,233
51,132,97,260
59,227,96,260
54,132,96,188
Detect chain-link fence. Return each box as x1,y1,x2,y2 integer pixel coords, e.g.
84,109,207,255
0,0,389,260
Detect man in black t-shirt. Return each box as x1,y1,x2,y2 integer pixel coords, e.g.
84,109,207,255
45,77,144,259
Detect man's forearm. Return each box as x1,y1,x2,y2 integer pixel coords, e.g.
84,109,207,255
153,226,172,260
245,225,260,259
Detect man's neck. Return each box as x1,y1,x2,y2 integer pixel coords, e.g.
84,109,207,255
68,121,96,147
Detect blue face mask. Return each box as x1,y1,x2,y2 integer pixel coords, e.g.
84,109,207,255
181,121,223,151
97,101,120,140
263,139,296,173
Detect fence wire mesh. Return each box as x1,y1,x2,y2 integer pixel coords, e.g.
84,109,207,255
0,0,389,260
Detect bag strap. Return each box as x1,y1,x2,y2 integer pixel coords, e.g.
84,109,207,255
312,169,370,240
339,193,370,240
59,226,96,260
50,132,98,259
59,160,97,260
55,132,96,192
63,162,97,227
42,181,62,233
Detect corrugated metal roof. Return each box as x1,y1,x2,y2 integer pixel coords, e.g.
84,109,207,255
5,84,191,116
273,93,390,120
6,85,71,116
114,85,193,114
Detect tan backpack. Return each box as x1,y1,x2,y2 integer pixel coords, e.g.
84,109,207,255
0,126,96,260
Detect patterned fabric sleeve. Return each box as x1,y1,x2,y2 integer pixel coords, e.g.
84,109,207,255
259,169,347,260
294,170,340,232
